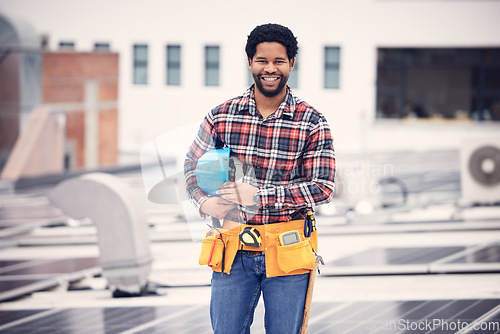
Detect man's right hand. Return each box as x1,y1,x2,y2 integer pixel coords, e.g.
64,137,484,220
200,196,236,219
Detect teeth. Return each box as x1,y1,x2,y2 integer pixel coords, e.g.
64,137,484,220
263,77,278,81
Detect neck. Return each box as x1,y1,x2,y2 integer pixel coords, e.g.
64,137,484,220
254,86,287,119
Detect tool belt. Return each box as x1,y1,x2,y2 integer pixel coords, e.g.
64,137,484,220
198,217,318,278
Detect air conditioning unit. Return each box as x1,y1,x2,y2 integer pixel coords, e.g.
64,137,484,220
460,137,500,204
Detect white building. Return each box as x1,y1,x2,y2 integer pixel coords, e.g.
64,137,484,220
0,0,499,160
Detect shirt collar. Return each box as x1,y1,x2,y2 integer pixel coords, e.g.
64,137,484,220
237,85,296,119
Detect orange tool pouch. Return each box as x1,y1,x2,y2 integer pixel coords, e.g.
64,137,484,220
198,228,240,274
198,218,318,277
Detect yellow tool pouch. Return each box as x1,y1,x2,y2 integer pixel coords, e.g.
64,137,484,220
198,230,239,274
276,239,316,274
263,227,317,278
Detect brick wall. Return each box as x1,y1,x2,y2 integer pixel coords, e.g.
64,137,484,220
0,54,21,170
42,52,119,169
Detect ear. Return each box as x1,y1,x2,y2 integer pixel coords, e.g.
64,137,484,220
289,57,295,71
248,57,253,70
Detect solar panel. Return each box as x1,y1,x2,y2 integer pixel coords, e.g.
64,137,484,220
1,257,98,276
322,246,470,276
5,301,485,333
0,193,66,238
0,306,208,333
0,260,28,269
304,299,500,334
431,244,500,274
0,278,57,292
0,260,51,275
0,278,59,302
0,257,99,302
0,309,49,326
448,244,500,264
331,247,465,266
0,205,63,220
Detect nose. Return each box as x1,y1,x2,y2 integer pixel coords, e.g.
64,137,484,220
264,62,277,73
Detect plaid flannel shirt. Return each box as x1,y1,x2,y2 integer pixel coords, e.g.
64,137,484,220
184,85,335,224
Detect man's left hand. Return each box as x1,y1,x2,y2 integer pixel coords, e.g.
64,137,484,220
217,182,258,206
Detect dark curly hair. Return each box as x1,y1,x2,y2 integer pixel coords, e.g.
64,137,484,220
245,23,298,60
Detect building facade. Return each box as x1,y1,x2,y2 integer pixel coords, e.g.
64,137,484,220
0,0,499,161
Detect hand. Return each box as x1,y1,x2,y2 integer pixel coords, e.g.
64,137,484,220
200,196,236,219
217,182,258,206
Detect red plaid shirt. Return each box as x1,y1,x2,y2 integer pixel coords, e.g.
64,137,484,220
184,85,335,224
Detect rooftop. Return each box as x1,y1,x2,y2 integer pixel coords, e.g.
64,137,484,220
1,149,499,333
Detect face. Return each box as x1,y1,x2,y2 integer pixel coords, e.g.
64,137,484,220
248,42,295,98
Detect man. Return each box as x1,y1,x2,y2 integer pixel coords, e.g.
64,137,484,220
185,23,335,333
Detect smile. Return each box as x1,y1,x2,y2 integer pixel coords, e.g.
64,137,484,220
262,77,279,82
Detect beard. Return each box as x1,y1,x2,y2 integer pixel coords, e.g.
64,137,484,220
253,73,288,98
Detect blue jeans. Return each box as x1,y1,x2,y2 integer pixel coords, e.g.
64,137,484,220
210,251,309,334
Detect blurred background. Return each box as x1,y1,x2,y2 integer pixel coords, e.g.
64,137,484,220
0,0,500,333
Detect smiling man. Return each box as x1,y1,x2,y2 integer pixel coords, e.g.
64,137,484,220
185,23,336,333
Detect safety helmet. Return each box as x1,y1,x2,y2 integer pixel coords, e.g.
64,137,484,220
194,147,231,195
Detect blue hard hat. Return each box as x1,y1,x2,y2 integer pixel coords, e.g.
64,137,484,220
194,147,230,195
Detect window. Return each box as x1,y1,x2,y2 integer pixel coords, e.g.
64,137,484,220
59,41,75,51
133,44,148,85
94,43,110,52
166,45,181,86
205,46,220,86
324,46,341,89
376,48,500,121
288,54,299,89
